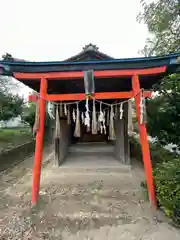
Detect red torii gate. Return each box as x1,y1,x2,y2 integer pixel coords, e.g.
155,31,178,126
15,66,167,209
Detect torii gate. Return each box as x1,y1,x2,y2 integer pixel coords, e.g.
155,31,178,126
18,69,157,208
0,48,180,209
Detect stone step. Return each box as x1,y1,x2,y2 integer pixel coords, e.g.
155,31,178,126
68,143,114,157
58,154,131,172
68,143,114,156
52,167,132,175
47,212,134,225
68,151,114,157
37,186,145,234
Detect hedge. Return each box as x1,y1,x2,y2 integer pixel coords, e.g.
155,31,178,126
154,159,180,224
129,136,176,167
130,136,180,225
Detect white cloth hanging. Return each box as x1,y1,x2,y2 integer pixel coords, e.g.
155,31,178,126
85,98,90,128
102,110,106,135
98,102,106,134
81,112,85,124
47,102,55,119
119,102,124,120
64,104,67,116
72,109,76,122
98,102,104,122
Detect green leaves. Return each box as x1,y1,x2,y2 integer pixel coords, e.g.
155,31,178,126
0,91,24,121
146,74,180,148
22,102,36,130
154,158,180,223
138,0,180,56
22,101,52,131
131,136,180,223
0,60,23,121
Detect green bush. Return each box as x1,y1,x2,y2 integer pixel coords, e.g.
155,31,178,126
129,136,142,161
154,159,180,225
130,136,180,225
129,136,176,167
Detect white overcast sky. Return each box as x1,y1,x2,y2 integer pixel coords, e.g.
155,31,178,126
0,0,148,61
0,0,149,96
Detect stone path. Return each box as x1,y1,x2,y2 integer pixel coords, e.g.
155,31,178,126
0,150,180,239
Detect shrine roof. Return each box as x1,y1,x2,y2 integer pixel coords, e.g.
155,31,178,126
0,52,180,74
0,44,180,94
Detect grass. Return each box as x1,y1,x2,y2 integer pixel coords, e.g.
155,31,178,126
0,127,33,152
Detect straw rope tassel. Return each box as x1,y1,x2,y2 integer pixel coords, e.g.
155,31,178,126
33,100,40,135
140,90,147,124
107,108,110,126
109,105,116,140
115,104,118,119
92,98,97,134
128,101,133,136
74,103,81,137
67,106,71,124
97,113,101,132
81,112,85,124
99,102,104,134
55,105,61,138
60,103,63,117
72,109,76,122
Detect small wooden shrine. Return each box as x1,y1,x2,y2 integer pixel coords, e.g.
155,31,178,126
0,44,180,209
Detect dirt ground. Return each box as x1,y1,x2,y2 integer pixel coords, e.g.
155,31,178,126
0,150,180,239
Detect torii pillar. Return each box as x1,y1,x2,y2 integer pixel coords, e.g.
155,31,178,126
32,77,47,205
132,75,157,209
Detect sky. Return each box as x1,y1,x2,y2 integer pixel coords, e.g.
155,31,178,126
0,0,149,96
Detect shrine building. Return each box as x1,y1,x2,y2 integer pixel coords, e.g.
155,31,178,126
0,43,180,208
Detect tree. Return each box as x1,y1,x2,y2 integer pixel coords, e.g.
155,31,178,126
137,1,180,147
138,0,180,56
146,74,180,147
0,74,24,121
2,53,13,61
22,99,53,134
22,102,36,131
0,53,24,121
0,91,24,121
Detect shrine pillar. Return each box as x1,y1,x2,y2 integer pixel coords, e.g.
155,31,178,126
32,77,47,205
132,75,157,209
114,103,130,164
54,114,72,166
